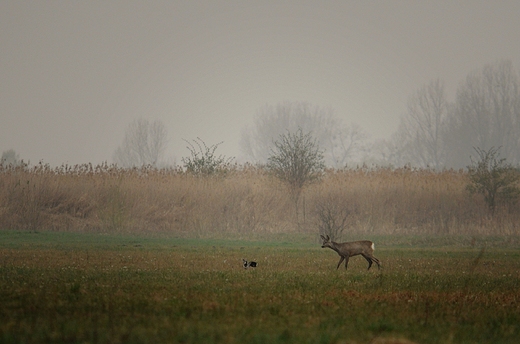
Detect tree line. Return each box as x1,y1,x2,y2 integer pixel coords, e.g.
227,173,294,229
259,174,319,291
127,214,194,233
378,60,520,169
241,60,520,170
3,60,518,170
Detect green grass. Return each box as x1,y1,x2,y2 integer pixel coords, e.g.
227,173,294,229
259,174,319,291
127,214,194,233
1,231,520,343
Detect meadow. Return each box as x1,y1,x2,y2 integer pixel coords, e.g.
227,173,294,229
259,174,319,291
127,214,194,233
1,231,520,344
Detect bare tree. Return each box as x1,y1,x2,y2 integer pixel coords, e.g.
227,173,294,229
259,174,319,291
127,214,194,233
240,101,367,167
446,60,520,167
113,118,167,168
369,131,411,168
396,79,449,169
316,199,349,242
326,122,368,168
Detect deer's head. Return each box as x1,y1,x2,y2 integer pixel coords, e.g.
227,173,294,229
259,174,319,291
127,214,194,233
320,234,333,249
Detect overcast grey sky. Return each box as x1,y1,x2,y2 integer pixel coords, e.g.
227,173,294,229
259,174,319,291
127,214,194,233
1,1,519,166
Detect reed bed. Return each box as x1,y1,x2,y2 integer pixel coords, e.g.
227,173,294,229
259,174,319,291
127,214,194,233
1,163,519,236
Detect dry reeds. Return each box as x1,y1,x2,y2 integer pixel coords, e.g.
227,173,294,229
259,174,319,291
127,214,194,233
1,163,518,236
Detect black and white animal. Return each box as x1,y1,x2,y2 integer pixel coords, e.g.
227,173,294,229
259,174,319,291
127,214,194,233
242,259,257,269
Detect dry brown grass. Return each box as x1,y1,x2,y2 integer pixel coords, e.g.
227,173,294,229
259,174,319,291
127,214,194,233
1,163,519,236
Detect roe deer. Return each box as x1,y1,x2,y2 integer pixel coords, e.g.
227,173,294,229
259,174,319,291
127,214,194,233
320,234,381,270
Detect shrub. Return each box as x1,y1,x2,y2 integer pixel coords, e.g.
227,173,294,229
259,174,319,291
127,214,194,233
466,147,520,215
315,198,349,241
182,138,234,176
267,128,325,198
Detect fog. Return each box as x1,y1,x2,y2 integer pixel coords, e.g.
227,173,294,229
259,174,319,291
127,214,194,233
1,1,520,166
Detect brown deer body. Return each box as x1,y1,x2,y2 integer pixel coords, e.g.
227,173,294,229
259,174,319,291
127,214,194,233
320,235,381,270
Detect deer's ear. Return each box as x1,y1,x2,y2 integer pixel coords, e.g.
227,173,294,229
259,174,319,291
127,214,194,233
326,235,330,241
320,235,326,241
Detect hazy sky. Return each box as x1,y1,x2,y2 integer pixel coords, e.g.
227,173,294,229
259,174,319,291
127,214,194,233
1,1,520,166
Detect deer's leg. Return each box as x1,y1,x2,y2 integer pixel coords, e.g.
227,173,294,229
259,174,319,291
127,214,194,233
372,256,382,269
362,254,373,270
336,256,345,270
344,256,350,270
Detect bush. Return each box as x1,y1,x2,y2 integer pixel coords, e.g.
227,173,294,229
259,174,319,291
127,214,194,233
182,138,234,176
315,198,349,241
267,128,325,198
466,147,520,215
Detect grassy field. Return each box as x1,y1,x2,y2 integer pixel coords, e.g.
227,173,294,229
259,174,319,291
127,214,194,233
1,231,519,343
